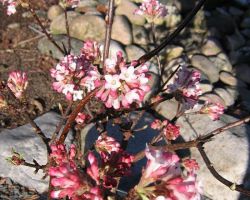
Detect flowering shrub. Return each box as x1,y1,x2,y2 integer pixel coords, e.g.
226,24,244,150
2,0,248,200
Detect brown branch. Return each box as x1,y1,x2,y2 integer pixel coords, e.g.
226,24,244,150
57,88,99,144
64,9,72,54
28,5,65,55
102,0,115,73
134,0,207,66
197,144,250,197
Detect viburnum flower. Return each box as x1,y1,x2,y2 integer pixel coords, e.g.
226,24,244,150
7,71,28,98
6,149,25,166
95,135,121,154
182,159,200,172
50,55,86,101
75,112,89,125
136,146,201,200
134,0,167,23
168,66,202,110
90,51,150,109
81,40,100,62
49,144,103,200
151,119,180,140
1,0,17,15
200,102,224,120
59,0,80,8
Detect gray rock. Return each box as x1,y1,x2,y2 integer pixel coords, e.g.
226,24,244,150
235,64,250,84
209,53,233,72
191,55,220,83
199,93,226,106
226,31,246,51
47,5,64,21
219,71,238,86
125,45,146,61
69,15,106,42
155,99,179,120
201,38,222,56
233,0,250,7
164,5,182,28
165,45,184,62
50,11,80,34
239,88,250,111
228,7,244,16
176,114,250,200
115,0,146,25
111,16,132,45
229,46,250,65
132,25,149,45
214,88,235,106
226,87,239,101
38,35,84,59
241,18,250,29
241,29,250,39
0,112,73,193
200,83,213,94
99,40,126,60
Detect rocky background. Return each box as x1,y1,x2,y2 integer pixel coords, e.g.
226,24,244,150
1,0,250,199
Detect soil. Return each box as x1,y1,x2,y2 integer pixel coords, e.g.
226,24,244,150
0,2,67,129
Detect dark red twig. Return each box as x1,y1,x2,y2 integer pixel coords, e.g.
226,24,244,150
102,0,115,73
135,0,207,66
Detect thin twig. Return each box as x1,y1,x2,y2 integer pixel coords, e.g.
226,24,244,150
197,144,250,197
57,88,99,144
102,0,115,73
64,9,72,54
135,0,207,66
28,5,65,55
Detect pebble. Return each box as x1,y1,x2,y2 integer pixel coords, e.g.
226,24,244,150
226,30,246,51
125,45,146,61
111,15,132,45
214,87,235,106
199,93,226,106
200,83,213,94
155,99,179,120
219,71,238,86
0,112,73,193
191,55,220,83
132,25,149,45
165,45,184,61
115,0,146,25
99,40,126,60
201,38,222,56
177,114,250,200
235,64,250,84
47,5,64,21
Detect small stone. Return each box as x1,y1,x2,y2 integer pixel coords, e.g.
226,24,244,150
164,5,182,28
241,29,250,39
226,31,245,51
50,11,80,34
155,99,179,120
165,45,184,61
115,0,146,25
201,38,222,56
99,40,126,59
241,17,250,28
125,45,146,61
132,25,149,45
200,83,213,94
191,55,220,83
47,5,64,21
239,88,250,111
214,88,234,106
38,35,84,59
219,72,238,86
199,93,226,106
7,23,20,29
226,87,239,101
228,7,244,16
111,15,132,45
235,64,250,84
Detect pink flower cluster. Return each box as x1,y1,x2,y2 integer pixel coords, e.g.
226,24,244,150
60,0,80,8
51,40,151,109
7,71,28,98
200,102,224,120
1,0,17,15
94,52,150,109
75,112,90,125
151,119,180,140
49,144,103,200
168,66,202,109
136,146,201,200
134,0,167,23
87,135,134,188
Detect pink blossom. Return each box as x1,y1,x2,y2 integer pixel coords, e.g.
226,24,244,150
50,55,86,101
168,67,202,109
200,102,224,120
182,159,200,172
93,51,150,109
134,0,167,23
151,119,180,140
95,135,121,154
60,0,80,8
1,0,17,15
81,40,100,62
7,71,28,98
75,112,89,125
87,152,100,184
